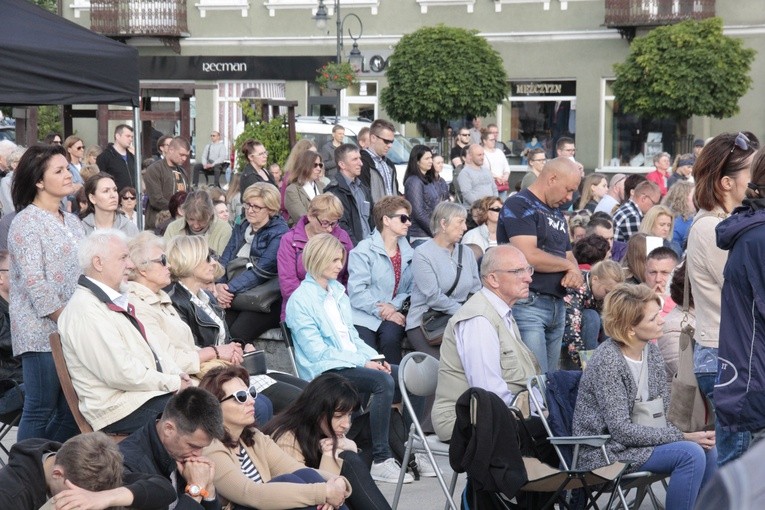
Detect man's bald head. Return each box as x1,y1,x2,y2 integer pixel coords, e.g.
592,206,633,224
481,245,532,306
531,157,582,208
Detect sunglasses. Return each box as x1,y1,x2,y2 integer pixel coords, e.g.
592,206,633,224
121,195,136,201
388,213,411,224
314,162,324,168
376,135,394,145
148,254,168,267
221,385,258,404
73,145,84,151
489,207,502,212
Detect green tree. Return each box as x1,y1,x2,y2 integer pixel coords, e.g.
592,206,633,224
234,101,291,172
381,25,508,129
613,17,755,121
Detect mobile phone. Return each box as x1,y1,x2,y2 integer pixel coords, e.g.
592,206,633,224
370,354,385,365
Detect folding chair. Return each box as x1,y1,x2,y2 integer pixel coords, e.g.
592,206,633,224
0,379,23,467
528,373,668,510
278,321,300,377
392,352,460,510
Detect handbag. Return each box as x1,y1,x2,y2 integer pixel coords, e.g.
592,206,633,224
631,344,668,428
419,244,463,347
667,263,715,432
226,256,281,313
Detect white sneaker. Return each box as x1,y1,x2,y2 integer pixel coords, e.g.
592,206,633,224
415,452,439,477
371,458,413,484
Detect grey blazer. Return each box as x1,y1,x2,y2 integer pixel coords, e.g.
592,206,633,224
284,180,324,224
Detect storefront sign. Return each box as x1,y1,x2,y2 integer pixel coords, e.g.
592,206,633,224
139,56,332,81
512,81,576,97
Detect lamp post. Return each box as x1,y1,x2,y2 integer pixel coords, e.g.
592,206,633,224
313,0,363,119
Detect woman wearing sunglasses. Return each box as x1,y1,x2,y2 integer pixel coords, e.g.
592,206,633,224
263,373,392,510
277,193,353,321
119,186,138,228
79,172,139,237
284,151,327,225
403,145,449,244
200,365,351,510
461,195,502,254
347,196,414,365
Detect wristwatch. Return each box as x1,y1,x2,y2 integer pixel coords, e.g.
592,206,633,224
185,484,209,499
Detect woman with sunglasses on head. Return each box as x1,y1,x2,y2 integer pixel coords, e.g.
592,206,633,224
240,139,276,203
277,193,353,321
686,131,758,467
347,196,414,365
263,373,392,510
461,196,502,255
63,135,86,194
284,151,326,225
200,365,351,510
79,172,139,237
119,186,138,228
403,144,449,244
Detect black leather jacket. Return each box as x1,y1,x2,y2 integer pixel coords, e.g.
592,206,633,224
166,282,227,348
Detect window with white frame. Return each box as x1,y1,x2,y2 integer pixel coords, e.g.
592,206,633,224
69,0,91,18
218,81,286,150
195,0,250,18
263,0,379,17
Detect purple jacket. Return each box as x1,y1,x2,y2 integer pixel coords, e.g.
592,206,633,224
276,215,354,320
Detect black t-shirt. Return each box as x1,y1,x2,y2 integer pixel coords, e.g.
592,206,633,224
450,144,466,163
497,189,571,297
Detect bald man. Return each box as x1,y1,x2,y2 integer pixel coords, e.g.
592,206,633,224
456,144,498,205
497,157,583,372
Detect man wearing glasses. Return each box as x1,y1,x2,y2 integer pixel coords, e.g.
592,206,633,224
612,180,661,243
360,119,400,203
450,127,471,167
521,148,547,190
433,245,541,442
192,131,228,188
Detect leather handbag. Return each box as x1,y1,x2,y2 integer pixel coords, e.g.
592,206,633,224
419,244,463,347
667,263,715,432
226,256,281,313
631,344,668,428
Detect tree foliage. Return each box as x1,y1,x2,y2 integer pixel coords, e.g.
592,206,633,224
234,101,291,171
381,25,509,126
613,17,755,121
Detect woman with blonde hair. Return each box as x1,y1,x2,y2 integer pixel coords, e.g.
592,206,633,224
577,173,608,212
639,204,680,256
662,181,696,255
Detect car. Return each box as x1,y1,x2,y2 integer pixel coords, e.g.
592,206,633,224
295,116,453,190
0,126,15,143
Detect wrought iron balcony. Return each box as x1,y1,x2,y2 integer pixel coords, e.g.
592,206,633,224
90,0,189,39
605,0,715,28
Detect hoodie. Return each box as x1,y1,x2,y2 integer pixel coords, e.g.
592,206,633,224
714,198,765,432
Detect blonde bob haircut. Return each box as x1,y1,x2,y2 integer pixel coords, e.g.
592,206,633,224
242,182,281,216
303,233,345,281
166,234,209,280
128,231,166,276
602,283,661,344
638,204,675,241
307,193,344,220
590,259,625,285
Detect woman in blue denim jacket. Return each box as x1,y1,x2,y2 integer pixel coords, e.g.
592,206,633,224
348,196,414,364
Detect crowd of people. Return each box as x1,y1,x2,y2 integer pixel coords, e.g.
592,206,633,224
0,121,762,510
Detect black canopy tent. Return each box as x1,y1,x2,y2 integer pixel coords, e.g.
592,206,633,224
0,0,145,226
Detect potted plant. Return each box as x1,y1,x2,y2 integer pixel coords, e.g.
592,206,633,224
316,61,359,91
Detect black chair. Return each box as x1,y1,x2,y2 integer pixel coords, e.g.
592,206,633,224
0,378,22,467
278,321,300,377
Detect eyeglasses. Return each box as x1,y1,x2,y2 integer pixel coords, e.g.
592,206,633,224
387,213,411,224
375,135,394,145
459,133,470,137
641,194,659,206
220,385,258,404
147,254,168,267
121,195,136,201
531,158,547,163
314,162,324,169
494,266,535,277
314,215,339,229
243,202,267,213
488,207,502,213
253,151,268,158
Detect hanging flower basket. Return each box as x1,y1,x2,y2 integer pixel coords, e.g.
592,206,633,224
316,61,359,91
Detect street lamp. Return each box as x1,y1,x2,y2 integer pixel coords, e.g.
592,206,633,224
313,0,364,69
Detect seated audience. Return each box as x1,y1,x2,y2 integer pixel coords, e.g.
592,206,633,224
263,373,392,510
573,284,717,510
216,182,288,342
568,210,590,243
405,202,482,359
432,245,540,442
164,190,232,256
586,215,627,262
277,193,353,321
58,229,188,434
199,366,352,510
155,190,187,236
348,196,414,365
119,186,139,229
0,431,176,510
461,196,502,254
657,263,694,386
79,172,139,237
644,246,680,313
119,387,225,509
286,234,425,484
283,151,326,224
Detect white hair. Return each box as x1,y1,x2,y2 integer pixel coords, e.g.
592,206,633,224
78,229,128,273
0,140,17,160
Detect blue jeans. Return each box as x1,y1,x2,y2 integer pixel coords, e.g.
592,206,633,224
696,371,752,467
102,394,173,435
17,352,78,442
232,468,349,510
639,441,717,510
580,308,601,350
513,291,566,373
357,321,406,365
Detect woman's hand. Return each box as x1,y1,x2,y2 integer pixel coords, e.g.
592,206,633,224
215,283,234,308
388,312,406,327
218,343,244,364
377,302,397,320
364,360,391,374
324,477,347,507
683,430,716,450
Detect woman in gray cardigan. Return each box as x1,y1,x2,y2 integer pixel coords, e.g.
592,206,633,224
572,284,716,510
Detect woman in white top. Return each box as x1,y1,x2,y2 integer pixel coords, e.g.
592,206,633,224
284,151,325,224
481,131,511,199
462,196,502,255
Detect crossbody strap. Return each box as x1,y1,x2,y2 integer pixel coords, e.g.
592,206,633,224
445,244,464,297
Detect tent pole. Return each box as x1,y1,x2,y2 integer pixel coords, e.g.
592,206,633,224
133,107,143,230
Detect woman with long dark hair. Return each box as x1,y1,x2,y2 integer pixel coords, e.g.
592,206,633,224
79,172,139,237
263,373,391,510
283,150,325,224
403,144,449,243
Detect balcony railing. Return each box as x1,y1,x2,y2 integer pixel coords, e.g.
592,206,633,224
90,0,188,38
605,0,715,27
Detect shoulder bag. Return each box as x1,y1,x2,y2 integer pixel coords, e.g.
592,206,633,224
226,256,281,313
419,244,463,347
631,344,668,428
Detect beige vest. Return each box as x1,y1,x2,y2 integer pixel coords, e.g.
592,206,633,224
432,291,540,441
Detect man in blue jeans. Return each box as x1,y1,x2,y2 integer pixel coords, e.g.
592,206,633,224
497,157,583,372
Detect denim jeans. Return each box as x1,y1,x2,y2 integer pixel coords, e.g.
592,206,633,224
232,468,349,510
357,321,406,365
512,291,566,372
17,352,78,442
639,441,717,510
696,371,752,467
580,308,601,350
102,393,173,435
